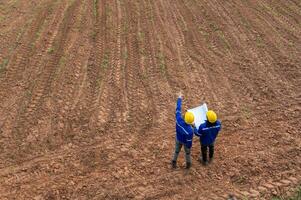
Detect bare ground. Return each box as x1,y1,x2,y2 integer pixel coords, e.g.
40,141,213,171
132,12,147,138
0,0,300,199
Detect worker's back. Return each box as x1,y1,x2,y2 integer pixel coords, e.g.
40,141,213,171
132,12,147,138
175,97,194,148
175,117,194,147
197,120,221,145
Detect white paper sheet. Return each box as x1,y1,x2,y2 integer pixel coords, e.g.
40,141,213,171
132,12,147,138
188,103,208,129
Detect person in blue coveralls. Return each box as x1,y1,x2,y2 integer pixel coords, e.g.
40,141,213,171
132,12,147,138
195,110,221,165
171,91,197,169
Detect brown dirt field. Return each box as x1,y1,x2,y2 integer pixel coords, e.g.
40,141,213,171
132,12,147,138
0,0,300,199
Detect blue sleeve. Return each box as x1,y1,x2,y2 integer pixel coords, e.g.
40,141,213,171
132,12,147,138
197,123,206,137
194,127,201,137
217,120,222,132
193,127,198,134
175,98,183,123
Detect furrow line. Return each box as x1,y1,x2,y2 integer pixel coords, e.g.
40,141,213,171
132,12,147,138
10,0,82,159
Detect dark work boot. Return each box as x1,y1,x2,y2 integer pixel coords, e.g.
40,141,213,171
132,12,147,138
171,160,177,169
185,162,191,169
201,160,208,166
209,157,213,164
199,157,208,166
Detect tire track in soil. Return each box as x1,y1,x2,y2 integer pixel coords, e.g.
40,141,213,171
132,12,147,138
47,1,94,146
141,1,222,176
0,1,300,199
156,0,184,79
0,0,124,177
67,0,120,149
131,0,230,193
155,0,209,112
175,0,241,113
129,1,298,198
219,1,289,108
249,1,301,46
0,138,146,198
0,128,164,198
92,0,124,134
156,0,254,119
147,0,198,109
137,0,170,128
2,107,296,199
1,138,138,198
165,0,224,109
4,157,179,199
167,1,216,105
0,134,133,180
0,0,44,71
23,0,68,90
196,0,284,108
81,0,108,134
237,0,301,93
279,0,301,17
269,0,301,25
137,0,240,194
71,0,124,159
194,0,266,109
64,0,123,148
189,0,298,180
116,1,171,186
84,3,157,185
0,103,299,198
75,0,123,141
9,0,82,162
99,0,125,132
121,1,155,147
8,0,68,114
187,0,261,110
0,0,56,100
72,1,147,183
261,0,301,36
212,0,299,61
224,0,300,104
0,0,67,168
126,0,218,196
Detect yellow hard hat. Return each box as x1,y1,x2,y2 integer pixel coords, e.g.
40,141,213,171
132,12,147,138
206,110,217,123
184,112,194,124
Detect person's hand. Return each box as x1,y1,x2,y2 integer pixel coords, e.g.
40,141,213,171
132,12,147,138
177,91,183,98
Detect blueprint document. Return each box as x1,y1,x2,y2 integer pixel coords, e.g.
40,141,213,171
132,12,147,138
188,103,208,129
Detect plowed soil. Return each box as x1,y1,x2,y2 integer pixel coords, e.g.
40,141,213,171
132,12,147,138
0,0,300,199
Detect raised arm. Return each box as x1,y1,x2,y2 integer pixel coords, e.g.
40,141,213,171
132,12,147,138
176,97,182,116
175,92,183,121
